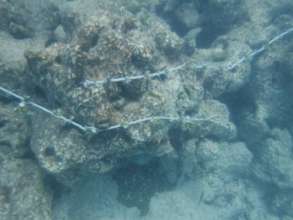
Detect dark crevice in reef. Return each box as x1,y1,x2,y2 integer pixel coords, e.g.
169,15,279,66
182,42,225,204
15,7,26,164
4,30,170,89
196,0,248,48
168,125,184,153
219,86,256,126
196,27,226,48
19,138,37,160
31,85,49,102
154,1,190,37
155,0,248,49
0,119,8,128
219,86,258,152
44,173,69,209
0,95,13,104
112,159,176,216
155,10,190,37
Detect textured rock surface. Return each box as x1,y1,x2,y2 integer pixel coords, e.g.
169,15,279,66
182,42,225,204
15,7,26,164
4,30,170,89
0,103,52,220
25,3,233,182
0,0,293,219
0,158,52,220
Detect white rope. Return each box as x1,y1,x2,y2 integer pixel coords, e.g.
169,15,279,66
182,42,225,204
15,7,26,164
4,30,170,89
83,27,293,83
0,27,292,134
226,27,293,70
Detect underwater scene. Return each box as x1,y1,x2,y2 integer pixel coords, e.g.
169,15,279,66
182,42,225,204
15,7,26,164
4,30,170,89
0,0,293,219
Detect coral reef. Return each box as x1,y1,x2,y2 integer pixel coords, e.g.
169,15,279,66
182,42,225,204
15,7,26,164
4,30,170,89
0,104,52,220
0,0,293,219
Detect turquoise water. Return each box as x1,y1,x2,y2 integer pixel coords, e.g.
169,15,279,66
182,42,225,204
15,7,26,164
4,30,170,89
0,0,293,219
